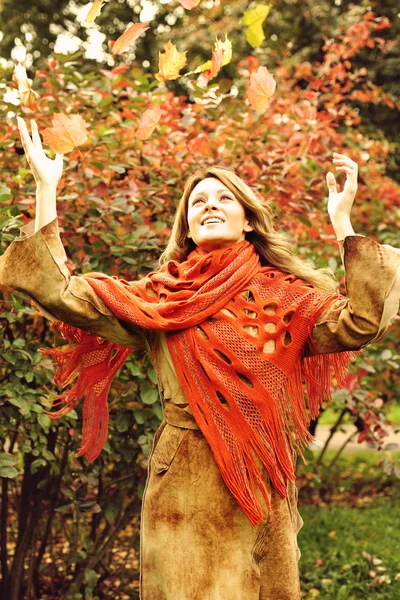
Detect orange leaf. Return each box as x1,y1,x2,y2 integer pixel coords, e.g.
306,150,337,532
41,113,89,154
155,41,187,82
135,106,162,140
246,66,276,114
112,22,150,56
85,1,105,23
12,63,40,111
178,0,200,9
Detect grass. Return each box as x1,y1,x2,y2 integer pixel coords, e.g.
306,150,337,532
317,404,400,427
297,450,400,599
298,497,400,599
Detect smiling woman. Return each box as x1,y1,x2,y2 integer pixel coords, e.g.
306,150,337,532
0,118,399,600
186,178,254,251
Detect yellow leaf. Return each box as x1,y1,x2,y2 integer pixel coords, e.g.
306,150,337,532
135,106,162,140
328,530,336,538
155,41,187,82
246,66,276,114
241,4,272,48
112,22,150,56
178,0,201,8
12,63,40,111
85,1,105,23
41,113,89,154
195,36,232,75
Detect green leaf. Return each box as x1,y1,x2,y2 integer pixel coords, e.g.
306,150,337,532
31,458,47,473
38,414,51,430
0,466,19,478
140,385,159,405
0,452,17,467
241,4,272,48
115,413,130,433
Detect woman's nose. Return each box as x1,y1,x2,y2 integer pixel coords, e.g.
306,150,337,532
204,199,218,210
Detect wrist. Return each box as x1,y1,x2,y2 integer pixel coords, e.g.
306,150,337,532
36,181,58,190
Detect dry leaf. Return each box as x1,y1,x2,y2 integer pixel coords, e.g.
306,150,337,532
42,113,89,154
12,63,40,111
155,41,187,82
85,1,105,23
246,66,276,114
193,36,232,83
112,22,150,56
241,4,272,48
178,0,201,9
135,106,162,140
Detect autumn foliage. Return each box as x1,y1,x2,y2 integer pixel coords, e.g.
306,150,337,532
0,7,399,600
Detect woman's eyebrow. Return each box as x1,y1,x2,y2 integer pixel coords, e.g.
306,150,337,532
191,189,233,200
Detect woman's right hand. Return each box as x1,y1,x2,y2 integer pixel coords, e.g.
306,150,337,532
17,117,64,187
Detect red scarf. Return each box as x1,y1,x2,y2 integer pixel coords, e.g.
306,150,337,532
39,240,354,525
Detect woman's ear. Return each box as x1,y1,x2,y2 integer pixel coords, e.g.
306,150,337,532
244,221,254,233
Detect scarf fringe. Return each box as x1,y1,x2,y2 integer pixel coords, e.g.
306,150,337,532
38,321,133,461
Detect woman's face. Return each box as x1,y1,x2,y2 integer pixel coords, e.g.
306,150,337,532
186,177,253,252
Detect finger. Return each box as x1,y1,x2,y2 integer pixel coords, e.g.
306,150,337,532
326,172,337,192
30,119,43,149
16,116,35,155
333,155,357,167
335,166,356,176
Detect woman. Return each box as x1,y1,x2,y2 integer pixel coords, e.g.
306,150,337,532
1,117,399,600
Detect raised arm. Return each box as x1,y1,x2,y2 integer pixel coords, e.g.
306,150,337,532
0,118,146,350
309,153,399,354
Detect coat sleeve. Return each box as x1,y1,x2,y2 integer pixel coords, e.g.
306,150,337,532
0,217,147,350
310,235,400,355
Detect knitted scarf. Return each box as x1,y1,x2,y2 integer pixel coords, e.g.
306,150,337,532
39,239,355,525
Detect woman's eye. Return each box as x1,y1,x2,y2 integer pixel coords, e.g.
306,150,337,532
221,195,232,201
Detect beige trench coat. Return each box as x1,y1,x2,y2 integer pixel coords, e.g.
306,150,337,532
0,218,399,600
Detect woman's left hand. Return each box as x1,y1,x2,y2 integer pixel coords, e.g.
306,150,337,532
326,153,358,218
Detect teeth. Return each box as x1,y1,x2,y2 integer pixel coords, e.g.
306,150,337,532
203,218,223,225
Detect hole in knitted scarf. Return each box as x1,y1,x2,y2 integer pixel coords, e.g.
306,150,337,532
263,340,276,354
220,308,236,318
214,349,232,364
199,362,211,381
264,323,277,334
283,310,295,324
237,373,254,388
195,326,209,340
145,284,157,298
216,390,230,410
282,331,292,346
168,262,179,277
159,293,167,304
242,307,257,318
284,275,296,283
243,325,259,338
220,248,232,262
241,289,255,303
263,302,277,315
200,257,212,274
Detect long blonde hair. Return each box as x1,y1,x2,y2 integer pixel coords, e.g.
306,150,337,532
159,165,337,292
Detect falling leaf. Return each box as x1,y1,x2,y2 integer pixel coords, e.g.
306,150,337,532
41,113,89,154
241,4,272,48
85,1,105,23
12,63,40,110
135,106,162,140
190,36,232,85
112,22,150,56
246,66,276,114
155,41,187,82
178,0,201,9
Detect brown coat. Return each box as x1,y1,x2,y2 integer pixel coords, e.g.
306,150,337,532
1,218,399,600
